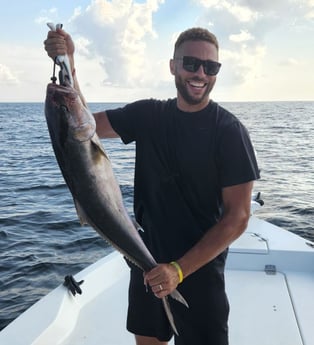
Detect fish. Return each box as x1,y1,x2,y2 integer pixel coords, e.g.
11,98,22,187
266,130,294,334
44,82,188,335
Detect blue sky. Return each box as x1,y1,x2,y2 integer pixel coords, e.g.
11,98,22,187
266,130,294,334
0,0,313,102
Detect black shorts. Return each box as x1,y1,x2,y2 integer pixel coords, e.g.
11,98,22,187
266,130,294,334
127,262,229,345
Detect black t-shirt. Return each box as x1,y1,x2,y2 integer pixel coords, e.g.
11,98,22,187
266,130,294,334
107,99,260,263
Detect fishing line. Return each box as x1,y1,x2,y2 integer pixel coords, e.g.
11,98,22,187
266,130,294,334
51,57,57,84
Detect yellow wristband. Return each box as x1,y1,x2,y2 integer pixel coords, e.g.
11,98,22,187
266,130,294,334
170,261,184,283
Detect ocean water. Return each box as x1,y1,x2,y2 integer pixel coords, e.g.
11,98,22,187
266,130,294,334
0,101,313,331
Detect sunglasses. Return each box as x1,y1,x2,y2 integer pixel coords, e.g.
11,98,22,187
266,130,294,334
176,56,221,76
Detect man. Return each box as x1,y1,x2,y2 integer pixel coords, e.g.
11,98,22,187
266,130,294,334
45,27,259,345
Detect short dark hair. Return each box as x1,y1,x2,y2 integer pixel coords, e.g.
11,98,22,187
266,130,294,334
174,28,219,56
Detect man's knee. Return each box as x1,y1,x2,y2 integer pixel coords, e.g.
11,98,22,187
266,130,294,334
135,334,168,345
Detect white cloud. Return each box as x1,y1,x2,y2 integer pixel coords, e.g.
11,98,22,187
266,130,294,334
235,0,288,11
278,57,299,66
196,0,220,7
193,0,314,96
195,0,258,22
224,1,258,22
229,30,254,43
0,64,19,85
34,7,58,24
0,0,312,103
75,36,93,57
70,0,165,88
219,44,266,85
63,0,312,102
0,41,52,101
305,10,314,18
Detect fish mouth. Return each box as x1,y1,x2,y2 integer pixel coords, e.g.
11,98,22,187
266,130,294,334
46,83,78,108
47,82,76,95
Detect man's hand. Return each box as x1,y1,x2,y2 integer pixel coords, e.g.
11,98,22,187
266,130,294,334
44,29,75,70
144,263,181,298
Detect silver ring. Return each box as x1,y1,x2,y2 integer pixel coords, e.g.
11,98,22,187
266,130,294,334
159,284,163,291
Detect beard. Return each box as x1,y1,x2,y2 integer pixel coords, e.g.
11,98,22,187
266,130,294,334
175,74,215,106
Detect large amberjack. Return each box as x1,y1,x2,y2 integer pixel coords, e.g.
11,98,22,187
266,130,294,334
44,82,187,335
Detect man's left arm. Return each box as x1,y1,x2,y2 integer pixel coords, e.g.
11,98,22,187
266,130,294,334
177,180,253,278
145,180,254,297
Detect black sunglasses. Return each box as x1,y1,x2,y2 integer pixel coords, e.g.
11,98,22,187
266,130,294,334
176,56,221,76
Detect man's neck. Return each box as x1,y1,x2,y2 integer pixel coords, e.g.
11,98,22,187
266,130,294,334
176,97,211,113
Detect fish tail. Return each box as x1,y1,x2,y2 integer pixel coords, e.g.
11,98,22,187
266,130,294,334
170,289,189,308
162,289,189,336
162,296,179,336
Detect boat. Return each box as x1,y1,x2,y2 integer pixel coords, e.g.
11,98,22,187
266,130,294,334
0,197,313,345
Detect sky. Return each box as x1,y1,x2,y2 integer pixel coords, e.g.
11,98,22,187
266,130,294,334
0,0,313,102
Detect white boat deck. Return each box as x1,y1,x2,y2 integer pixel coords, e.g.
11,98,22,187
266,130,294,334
0,216,313,345
227,270,303,345
60,268,308,345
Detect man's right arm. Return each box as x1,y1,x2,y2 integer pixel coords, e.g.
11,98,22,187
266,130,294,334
44,29,119,140
93,111,119,139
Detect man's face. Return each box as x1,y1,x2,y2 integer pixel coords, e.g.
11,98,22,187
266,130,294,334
170,40,219,111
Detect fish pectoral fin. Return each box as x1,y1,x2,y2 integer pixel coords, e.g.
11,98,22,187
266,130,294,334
131,217,145,232
74,199,89,226
91,135,109,159
170,289,189,308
